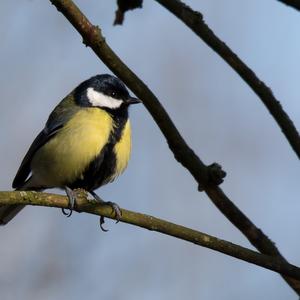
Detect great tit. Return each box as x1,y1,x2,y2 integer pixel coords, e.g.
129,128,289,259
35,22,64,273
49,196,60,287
0,74,140,228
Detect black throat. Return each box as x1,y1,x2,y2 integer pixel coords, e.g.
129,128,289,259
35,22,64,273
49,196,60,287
103,106,129,144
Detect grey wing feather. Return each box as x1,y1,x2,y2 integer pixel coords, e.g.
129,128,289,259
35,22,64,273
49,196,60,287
12,126,62,189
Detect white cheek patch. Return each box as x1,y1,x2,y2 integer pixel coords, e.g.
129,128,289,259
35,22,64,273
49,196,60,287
87,87,123,109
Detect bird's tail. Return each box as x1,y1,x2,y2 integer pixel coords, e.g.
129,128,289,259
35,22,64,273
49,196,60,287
0,177,41,226
0,204,25,225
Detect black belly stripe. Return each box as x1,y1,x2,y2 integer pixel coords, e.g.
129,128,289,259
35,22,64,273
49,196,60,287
69,108,128,191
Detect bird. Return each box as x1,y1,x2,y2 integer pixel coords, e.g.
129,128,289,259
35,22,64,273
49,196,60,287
0,74,140,230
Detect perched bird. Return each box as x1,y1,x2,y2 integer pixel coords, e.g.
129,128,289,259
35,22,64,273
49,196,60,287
0,74,140,229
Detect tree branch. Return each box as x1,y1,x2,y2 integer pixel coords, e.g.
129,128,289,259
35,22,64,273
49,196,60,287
1,190,300,280
155,0,300,160
278,0,300,10
48,0,300,294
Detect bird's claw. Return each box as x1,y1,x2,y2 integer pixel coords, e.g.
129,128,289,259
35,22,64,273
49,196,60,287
99,216,108,232
62,186,77,217
89,191,122,231
106,201,122,223
62,208,73,217
98,201,122,231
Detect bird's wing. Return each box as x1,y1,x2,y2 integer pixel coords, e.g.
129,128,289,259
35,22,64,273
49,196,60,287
12,127,61,189
12,94,78,189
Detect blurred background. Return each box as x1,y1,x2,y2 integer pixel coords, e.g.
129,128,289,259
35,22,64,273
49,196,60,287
0,0,300,299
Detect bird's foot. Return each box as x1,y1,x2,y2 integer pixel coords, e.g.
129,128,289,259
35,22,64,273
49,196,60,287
89,191,122,232
62,186,77,217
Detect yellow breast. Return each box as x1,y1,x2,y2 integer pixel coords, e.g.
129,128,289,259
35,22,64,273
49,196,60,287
32,108,113,186
112,120,132,180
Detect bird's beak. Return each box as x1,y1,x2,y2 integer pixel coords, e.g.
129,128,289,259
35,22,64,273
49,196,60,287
126,96,141,105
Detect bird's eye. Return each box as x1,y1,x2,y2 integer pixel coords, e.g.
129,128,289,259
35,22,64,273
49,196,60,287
110,91,117,97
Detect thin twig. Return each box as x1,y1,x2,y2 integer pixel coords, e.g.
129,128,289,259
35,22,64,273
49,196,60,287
1,190,300,280
48,0,300,294
278,0,300,10
155,0,300,160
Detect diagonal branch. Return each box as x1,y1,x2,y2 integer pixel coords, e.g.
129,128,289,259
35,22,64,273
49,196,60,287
1,190,300,280
278,0,300,10
49,0,300,294
155,0,300,160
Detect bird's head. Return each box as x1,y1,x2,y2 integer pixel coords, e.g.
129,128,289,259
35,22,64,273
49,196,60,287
74,74,140,110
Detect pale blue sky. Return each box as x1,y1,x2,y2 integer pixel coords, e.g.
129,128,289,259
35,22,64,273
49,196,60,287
0,1,299,299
